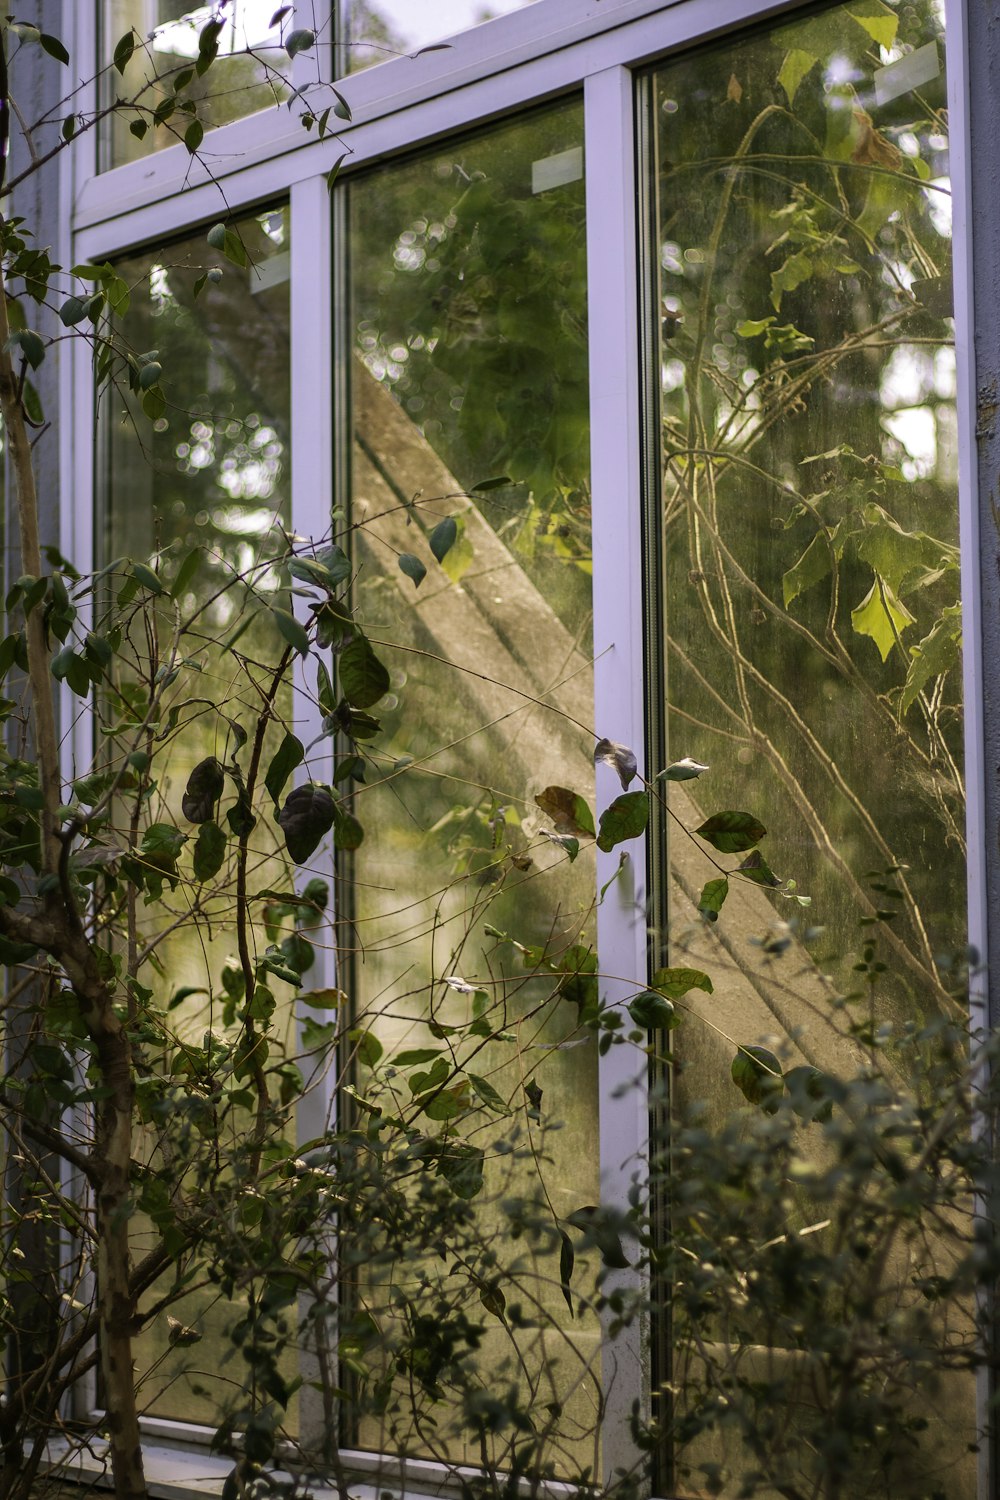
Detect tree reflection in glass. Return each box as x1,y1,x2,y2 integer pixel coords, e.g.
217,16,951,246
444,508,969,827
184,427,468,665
104,209,296,1426
648,3,974,1493
345,101,603,1470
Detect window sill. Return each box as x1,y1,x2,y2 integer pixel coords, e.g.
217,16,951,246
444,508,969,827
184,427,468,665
43,1440,428,1500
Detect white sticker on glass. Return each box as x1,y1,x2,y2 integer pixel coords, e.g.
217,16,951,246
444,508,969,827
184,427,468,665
874,41,941,108
531,146,583,194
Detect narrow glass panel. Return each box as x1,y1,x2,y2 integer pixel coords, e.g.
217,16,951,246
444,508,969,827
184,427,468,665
345,102,600,1470
101,2,294,169
340,0,536,72
104,210,294,1427
647,3,972,1495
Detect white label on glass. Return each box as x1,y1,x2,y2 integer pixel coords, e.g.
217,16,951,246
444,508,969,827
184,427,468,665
874,42,940,107
250,251,291,293
531,146,583,195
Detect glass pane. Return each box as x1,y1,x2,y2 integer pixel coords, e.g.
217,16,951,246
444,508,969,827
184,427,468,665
104,210,295,1428
101,2,293,169
648,2,972,1495
345,101,600,1470
340,0,536,72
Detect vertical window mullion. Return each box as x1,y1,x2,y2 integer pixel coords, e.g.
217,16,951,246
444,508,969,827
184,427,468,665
584,62,652,1491
289,176,338,1119
943,2,991,1494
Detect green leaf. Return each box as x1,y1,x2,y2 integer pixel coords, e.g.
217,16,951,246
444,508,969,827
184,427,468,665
900,605,962,716
566,1206,629,1269
855,510,958,595
783,530,835,608
6,329,45,369
265,732,304,808
132,561,162,595
280,931,315,977
468,1073,510,1115
731,1045,783,1110
184,119,204,153
694,811,766,854
735,316,776,339
398,553,426,588
435,1142,484,1200
181,756,225,823
429,516,458,564
392,1048,443,1067
470,476,512,492
351,1029,383,1069
596,791,649,853
698,877,729,921
271,606,310,657
113,29,136,73
226,788,256,840
170,546,202,599
298,987,346,1010
849,8,898,48
285,27,315,56
851,576,916,662
627,991,681,1030
331,86,352,122
333,803,364,851
534,786,595,840
207,223,247,268
339,636,390,710
59,295,88,328
738,850,781,887
777,47,817,106
441,525,474,583
141,386,165,421
650,966,713,999
558,1230,575,1317
193,821,226,882
770,250,814,311
22,379,43,426
784,1064,834,1123
540,830,579,863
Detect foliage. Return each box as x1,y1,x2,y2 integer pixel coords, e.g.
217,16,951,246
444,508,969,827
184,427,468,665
639,1011,1000,1500
0,6,992,1500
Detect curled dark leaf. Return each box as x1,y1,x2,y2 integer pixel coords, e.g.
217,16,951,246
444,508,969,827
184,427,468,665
181,756,224,824
278,783,335,863
594,737,638,790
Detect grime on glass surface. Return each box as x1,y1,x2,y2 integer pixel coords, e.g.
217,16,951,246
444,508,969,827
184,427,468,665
104,210,299,1426
340,0,538,72
648,1,973,1494
101,2,296,168
343,100,602,1469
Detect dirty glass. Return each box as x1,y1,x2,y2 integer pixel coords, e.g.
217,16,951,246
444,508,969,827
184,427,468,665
101,2,294,168
648,1,973,1494
340,0,537,72
103,209,296,1427
344,100,601,1470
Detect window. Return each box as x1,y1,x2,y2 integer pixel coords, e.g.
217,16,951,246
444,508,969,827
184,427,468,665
7,0,989,1495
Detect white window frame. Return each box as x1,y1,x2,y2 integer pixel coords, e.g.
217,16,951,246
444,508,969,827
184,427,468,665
58,0,987,1493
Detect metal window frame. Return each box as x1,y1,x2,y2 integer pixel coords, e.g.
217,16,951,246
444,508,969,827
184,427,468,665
60,0,989,1493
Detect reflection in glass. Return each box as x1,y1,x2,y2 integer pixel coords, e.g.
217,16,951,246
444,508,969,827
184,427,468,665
649,3,971,1495
104,210,294,1426
340,0,536,71
345,101,600,1469
101,2,293,168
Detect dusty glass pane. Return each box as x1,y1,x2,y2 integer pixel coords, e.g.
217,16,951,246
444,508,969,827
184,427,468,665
104,210,296,1428
340,0,536,71
649,1,972,1495
345,101,601,1470
101,1,293,168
